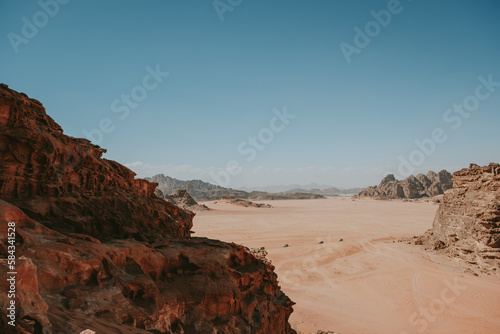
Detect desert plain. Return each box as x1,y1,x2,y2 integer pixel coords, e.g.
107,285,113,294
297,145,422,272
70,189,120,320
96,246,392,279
195,197,500,334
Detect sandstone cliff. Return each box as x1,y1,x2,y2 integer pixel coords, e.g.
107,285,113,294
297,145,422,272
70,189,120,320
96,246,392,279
356,170,453,199
425,163,500,270
0,84,192,242
0,84,295,333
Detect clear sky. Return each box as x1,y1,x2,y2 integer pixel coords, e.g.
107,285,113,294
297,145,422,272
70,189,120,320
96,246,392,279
1,0,499,189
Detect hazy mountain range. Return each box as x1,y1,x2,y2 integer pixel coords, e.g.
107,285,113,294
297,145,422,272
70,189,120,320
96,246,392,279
147,174,354,201
239,183,364,195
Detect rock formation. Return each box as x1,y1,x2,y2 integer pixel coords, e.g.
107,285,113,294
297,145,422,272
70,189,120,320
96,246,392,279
356,170,453,199
0,84,295,333
150,174,249,201
0,84,192,242
220,198,272,208
424,163,500,270
151,174,328,201
161,189,210,211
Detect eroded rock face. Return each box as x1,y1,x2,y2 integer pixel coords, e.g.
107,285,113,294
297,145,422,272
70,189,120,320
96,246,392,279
428,163,500,268
0,84,193,242
0,200,295,333
356,170,453,199
0,84,295,333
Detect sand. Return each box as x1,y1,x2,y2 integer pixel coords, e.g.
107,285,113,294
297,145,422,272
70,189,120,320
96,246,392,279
195,197,500,334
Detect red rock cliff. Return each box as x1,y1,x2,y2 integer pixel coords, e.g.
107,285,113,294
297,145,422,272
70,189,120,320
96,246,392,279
0,84,295,334
0,83,193,242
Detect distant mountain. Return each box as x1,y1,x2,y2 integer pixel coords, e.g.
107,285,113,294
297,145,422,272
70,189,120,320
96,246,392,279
150,174,248,201
150,174,328,201
235,184,364,195
239,183,333,193
356,170,453,199
283,187,365,196
250,192,326,200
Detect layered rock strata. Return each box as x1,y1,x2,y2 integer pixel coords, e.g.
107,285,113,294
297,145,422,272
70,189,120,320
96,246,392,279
357,170,453,199
0,84,295,333
426,163,500,269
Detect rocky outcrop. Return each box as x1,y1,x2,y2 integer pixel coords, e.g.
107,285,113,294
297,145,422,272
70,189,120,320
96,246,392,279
0,200,295,333
162,189,210,211
356,170,453,199
425,163,500,269
0,84,295,333
0,84,192,242
219,198,272,208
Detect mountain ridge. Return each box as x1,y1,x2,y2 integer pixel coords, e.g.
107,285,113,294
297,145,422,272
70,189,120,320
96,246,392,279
150,174,354,200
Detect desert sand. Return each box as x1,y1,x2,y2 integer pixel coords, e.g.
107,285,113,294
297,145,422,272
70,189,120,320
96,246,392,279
195,197,500,334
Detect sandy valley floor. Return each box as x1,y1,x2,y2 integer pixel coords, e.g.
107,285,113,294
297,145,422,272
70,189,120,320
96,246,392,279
195,197,500,334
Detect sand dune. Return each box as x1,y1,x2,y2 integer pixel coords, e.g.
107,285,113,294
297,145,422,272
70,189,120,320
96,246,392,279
195,197,500,334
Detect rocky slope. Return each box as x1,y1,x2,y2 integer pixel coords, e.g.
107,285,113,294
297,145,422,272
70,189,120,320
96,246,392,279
218,198,272,208
0,84,192,242
422,163,500,270
151,175,328,201
160,189,209,211
150,174,249,201
356,170,453,199
0,84,295,333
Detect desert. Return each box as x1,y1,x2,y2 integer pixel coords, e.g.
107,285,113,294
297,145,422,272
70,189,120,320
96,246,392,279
195,197,500,334
2,1,500,333
1,83,499,333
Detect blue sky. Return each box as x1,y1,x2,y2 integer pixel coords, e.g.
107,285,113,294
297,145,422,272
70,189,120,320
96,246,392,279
1,0,499,188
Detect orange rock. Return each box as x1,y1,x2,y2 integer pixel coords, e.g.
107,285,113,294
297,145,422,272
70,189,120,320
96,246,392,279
0,84,296,333
0,83,193,242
